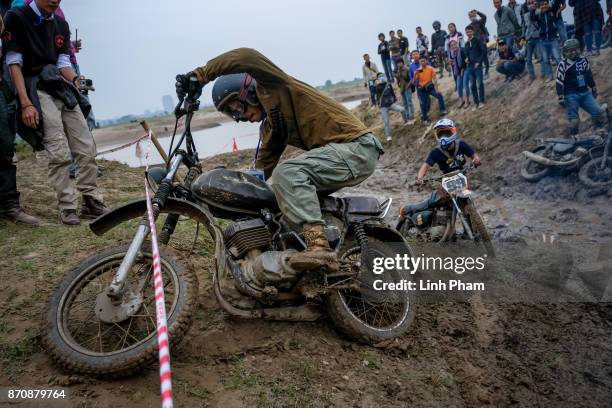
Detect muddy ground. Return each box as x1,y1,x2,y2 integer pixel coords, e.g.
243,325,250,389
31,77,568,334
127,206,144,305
1,51,611,407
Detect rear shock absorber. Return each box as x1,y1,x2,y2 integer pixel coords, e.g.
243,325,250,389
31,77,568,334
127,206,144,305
352,223,369,253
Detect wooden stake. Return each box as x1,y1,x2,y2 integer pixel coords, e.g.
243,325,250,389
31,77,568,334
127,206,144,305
140,120,184,182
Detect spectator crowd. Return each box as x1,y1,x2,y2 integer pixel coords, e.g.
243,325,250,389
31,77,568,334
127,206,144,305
363,0,608,141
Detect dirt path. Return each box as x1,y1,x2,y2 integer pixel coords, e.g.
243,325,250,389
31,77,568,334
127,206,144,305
1,52,611,408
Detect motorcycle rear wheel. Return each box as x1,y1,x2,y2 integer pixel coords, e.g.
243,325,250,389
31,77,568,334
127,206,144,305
579,157,612,188
326,239,416,344
43,242,198,377
521,146,552,182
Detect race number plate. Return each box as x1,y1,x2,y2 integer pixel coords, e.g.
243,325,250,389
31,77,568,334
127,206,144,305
441,173,468,195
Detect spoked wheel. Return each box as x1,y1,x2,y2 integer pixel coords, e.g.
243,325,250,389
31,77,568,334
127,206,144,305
43,242,197,377
326,239,416,344
579,157,612,188
463,203,496,258
521,146,552,182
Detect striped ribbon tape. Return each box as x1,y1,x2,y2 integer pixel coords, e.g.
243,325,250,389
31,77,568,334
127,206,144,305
140,132,174,408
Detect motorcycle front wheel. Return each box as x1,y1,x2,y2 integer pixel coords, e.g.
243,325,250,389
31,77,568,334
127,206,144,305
326,239,416,344
521,146,552,182
463,203,496,258
43,242,198,377
579,157,612,188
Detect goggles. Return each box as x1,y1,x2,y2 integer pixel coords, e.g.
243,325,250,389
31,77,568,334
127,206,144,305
222,98,248,122
434,127,457,138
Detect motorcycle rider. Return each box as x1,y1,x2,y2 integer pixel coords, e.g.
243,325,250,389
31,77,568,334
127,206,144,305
556,38,603,135
431,20,448,78
401,119,481,217
176,48,383,275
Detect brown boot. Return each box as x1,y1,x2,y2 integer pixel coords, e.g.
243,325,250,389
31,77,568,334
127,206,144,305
1,207,41,226
287,223,339,272
59,209,81,225
81,195,109,219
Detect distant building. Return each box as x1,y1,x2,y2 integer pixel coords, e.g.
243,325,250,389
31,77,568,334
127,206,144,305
162,95,175,113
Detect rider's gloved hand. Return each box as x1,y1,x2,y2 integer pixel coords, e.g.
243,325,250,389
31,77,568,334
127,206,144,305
558,95,565,107
473,157,482,168
175,71,198,98
591,87,598,99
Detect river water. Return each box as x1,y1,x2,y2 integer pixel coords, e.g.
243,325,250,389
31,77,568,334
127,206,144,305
97,99,363,167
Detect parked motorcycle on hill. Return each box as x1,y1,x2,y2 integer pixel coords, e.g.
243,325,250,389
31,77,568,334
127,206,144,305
396,166,495,257
43,76,416,377
579,104,612,188
521,105,609,182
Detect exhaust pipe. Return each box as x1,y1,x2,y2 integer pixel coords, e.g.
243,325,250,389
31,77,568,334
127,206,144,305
522,151,580,167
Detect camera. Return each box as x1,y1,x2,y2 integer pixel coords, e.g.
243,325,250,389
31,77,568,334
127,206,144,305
79,77,95,91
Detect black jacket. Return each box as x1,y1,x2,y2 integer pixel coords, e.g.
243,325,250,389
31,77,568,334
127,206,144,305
431,30,448,53
464,37,486,67
556,56,596,96
18,65,91,151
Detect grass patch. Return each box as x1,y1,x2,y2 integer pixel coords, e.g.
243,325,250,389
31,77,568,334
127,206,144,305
0,331,41,380
223,358,329,408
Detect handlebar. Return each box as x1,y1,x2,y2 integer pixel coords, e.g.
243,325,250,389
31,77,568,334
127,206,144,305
422,164,475,184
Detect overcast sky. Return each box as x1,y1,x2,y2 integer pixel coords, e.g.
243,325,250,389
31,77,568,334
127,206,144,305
58,0,602,120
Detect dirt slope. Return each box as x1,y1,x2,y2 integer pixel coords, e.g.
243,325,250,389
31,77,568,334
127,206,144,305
0,50,611,408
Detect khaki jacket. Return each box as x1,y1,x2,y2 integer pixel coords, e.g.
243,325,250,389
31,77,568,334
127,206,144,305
193,48,369,177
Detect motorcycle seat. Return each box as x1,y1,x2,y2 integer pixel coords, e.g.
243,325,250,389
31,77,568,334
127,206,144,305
319,195,383,215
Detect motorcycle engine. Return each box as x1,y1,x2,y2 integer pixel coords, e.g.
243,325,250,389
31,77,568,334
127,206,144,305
223,219,271,258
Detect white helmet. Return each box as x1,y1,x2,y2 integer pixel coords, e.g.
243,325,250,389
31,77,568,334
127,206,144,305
433,119,458,148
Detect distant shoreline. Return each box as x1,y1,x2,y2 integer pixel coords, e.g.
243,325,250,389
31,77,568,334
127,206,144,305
94,84,369,148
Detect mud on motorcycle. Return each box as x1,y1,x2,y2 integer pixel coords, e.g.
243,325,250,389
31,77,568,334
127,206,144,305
521,103,609,183
396,166,495,257
43,76,417,377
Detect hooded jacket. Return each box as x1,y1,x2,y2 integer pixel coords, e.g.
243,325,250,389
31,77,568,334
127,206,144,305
193,48,370,178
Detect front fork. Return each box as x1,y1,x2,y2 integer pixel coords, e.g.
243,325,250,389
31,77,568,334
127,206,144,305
451,196,475,241
106,154,184,300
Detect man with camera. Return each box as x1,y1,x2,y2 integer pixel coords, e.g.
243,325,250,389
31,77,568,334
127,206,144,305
2,0,107,225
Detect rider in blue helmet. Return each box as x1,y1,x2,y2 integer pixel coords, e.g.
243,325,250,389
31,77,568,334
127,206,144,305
416,118,481,186
400,118,481,220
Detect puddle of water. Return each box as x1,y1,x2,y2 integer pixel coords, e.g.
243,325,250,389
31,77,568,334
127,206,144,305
96,99,364,167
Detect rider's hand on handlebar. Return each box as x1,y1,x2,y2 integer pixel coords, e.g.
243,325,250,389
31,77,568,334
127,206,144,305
415,177,424,191
175,71,199,99
473,157,482,168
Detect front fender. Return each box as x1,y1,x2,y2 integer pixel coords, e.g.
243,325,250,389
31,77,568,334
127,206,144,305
362,221,413,254
89,198,218,240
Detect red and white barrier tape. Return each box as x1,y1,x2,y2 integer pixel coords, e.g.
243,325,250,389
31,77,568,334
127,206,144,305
138,132,174,408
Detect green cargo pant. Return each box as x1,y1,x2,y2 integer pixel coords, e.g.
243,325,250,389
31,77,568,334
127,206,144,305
270,133,383,226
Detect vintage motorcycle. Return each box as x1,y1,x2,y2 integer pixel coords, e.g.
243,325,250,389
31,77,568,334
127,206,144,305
43,77,416,377
521,104,609,183
396,167,495,257
579,104,612,188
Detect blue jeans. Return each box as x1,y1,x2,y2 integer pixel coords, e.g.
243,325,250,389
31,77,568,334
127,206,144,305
540,39,560,78
565,91,602,121
583,17,603,51
500,34,515,50
381,58,393,82
455,73,465,98
368,83,377,105
524,38,542,78
380,103,407,137
555,18,567,44
401,89,415,120
496,61,525,77
417,86,446,121
464,65,485,105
